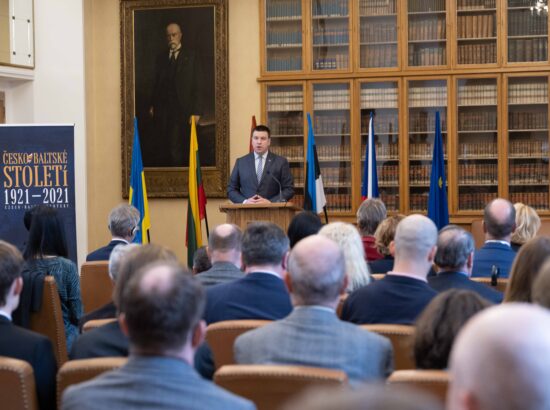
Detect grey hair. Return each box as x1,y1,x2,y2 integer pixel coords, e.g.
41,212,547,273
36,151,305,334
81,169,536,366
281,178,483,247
394,215,438,261
108,243,140,283
356,198,387,236
434,225,474,270
108,204,141,238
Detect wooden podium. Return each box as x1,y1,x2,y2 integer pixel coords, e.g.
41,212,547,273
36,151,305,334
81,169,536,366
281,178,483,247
219,202,302,231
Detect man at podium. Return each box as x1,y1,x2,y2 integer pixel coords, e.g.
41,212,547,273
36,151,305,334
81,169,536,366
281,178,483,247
227,125,294,204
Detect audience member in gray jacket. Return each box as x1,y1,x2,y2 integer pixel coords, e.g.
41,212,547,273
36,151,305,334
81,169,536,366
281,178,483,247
234,235,394,385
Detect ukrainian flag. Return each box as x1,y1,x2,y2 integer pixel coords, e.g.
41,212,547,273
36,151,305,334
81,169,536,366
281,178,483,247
129,117,151,243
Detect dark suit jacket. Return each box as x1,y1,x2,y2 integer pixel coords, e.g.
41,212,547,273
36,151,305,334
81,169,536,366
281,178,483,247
471,242,517,278
341,274,437,325
0,316,57,410
70,321,128,360
428,271,503,304
78,302,117,332
369,256,394,274
227,152,294,203
204,272,293,324
86,240,127,262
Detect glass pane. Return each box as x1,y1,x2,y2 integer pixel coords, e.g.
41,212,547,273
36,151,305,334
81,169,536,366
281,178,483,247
359,0,398,68
312,0,350,70
266,84,305,203
457,0,497,64
407,0,447,66
507,0,548,63
265,0,303,72
313,82,352,212
408,80,448,212
360,81,400,211
457,78,498,211
508,76,549,210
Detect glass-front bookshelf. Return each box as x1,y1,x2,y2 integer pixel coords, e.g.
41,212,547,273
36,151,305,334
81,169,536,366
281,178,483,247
507,0,548,63
507,76,549,210
407,0,447,67
360,81,400,211
359,0,398,69
456,77,499,211
456,0,497,65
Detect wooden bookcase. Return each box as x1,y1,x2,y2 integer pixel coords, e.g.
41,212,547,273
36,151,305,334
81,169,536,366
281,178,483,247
259,0,550,221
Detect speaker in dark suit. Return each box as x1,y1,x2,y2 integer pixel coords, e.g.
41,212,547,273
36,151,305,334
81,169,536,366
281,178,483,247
227,125,294,203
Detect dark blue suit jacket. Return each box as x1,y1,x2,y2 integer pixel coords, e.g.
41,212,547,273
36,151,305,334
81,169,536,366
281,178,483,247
86,240,127,262
204,272,292,324
341,274,437,325
369,256,394,274
471,242,517,278
428,271,503,304
227,152,294,203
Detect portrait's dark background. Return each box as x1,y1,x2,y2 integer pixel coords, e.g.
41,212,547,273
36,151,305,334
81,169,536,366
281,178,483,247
134,6,216,167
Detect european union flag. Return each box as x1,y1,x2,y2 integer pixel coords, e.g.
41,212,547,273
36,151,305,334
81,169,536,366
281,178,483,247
427,111,449,230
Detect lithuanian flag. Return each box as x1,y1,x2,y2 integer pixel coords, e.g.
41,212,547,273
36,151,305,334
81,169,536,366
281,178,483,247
186,116,207,267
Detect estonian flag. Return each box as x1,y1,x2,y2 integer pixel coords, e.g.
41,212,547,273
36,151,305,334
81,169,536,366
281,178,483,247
304,113,327,215
427,111,449,230
362,111,379,200
129,117,151,244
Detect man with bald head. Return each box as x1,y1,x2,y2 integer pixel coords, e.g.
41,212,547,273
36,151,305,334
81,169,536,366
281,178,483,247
471,198,517,278
234,235,393,384
342,214,438,324
196,224,244,287
448,304,550,410
63,262,255,410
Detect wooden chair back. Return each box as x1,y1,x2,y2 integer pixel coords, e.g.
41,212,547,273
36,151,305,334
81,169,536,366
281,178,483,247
0,356,38,410
361,324,415,370
388,369,450,404
80,262,113,314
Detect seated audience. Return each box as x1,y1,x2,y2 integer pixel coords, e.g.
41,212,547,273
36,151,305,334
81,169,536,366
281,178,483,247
341,215,437,324
78,244,139,330
414,289,490,369
192,246,212,275
319,222,371,292
429,225,503,304
448,304,550,410
86,204,140,261
70,244,177,359
532,259,550,309
356,198,386,261
368,215,404,274
21,206,82,350
504,236,550,303
472,198,517,278
510,202,540,252
196,224,244,287
0,240,57,410
62,262,255,410
287,211,323,248
235,235,393,385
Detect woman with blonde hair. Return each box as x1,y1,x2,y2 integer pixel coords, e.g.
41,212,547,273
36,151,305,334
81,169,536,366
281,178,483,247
511,203,541,251
318,222,371,292
369,215,405,274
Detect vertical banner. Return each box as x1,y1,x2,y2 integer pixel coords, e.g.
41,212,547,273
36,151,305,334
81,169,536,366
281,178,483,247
0,125,77,263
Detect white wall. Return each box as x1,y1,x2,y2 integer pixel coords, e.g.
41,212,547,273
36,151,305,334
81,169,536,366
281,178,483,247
0,0,87,264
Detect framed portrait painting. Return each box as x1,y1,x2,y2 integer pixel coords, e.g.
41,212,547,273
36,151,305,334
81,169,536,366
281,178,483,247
120,0,228,197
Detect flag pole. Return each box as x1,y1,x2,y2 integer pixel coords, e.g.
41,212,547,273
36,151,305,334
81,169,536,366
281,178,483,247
204,210,210,239
323,207,329,224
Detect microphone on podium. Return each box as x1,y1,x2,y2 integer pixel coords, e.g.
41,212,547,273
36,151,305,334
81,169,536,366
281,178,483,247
266,171,286,203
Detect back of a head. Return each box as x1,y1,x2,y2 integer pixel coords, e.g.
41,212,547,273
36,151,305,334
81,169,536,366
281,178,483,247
394,215,437,262
414,290,490,369
242,222,289,267
120,262,205,353
208,224,242,253
108,244,140,283
505,236,550,303
192,246,212,274
449,303,550,410
483,198,516,240
23,205,68,259
318,222,371,292
511,202,541,245
114,244,178,309
374,215,405,256
356,198,387,236
287,211,323,248
434,225,474,271
108,204,141,238
0,241,24,306
287,235,345,306
532,259,550,309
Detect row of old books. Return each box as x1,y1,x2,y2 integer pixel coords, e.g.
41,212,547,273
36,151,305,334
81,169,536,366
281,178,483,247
320,166,351,185
458,42,496,64
509,140,548,156
269,115,303,135
325,194,353,212
312,0,349,17
509,163,549,183
508,38,548,63
270,145,304,161
409,45,447,66
361,114,398,134
457,13,495,39
266,0,301,20
410,193,429,211
267,91,303,111
317,143,351,160
509,192,548,209
410,142,447,158
267,28,301,47
408,0,445,13
313,89,350,109
361,142,399,158
359,0,397,16
508,0,539,7
289,167,304,184
459,142,497,157
459,163,497,183
375,164,399,184
458,84,497,105
313,54,350,70
508,82,548,104
360,44,398,68
408,86,447,107
314,115,350,133
409,111,448,132
458,110,497,131
266,55,302,71
410,164,434,185
360,88,398,108
380,191,399,210
360,22,397,43
313,28,349,45
457,0,496,10
508,9,548,37
408,16,446,41
459,192,497,210
508,111,548,129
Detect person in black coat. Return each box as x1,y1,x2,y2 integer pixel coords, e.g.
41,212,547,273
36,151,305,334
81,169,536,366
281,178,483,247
0,240,57,410
368,215,405,274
